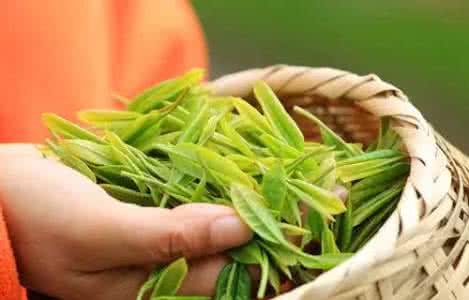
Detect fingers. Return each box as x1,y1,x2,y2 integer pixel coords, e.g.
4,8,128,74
56,256,229,300
103,203,252,267
54,267,148,300
178,255,229,296
178,256,260,297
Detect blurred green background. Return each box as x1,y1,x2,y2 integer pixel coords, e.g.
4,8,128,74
192,0,468,151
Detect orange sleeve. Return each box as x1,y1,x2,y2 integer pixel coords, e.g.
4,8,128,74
0,1,206,298
0,204,27,300
0,0,207,144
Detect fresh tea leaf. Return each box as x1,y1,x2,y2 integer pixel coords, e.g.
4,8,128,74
61,139,115,165
150,258,188,297
258,252,270,299
231,184,286,245
220,115,255,158
287,179,346,219
42,113,102,143
352,180,404,227
337,193,353,251
178,103,210,144
348,200,397,252
321,226,340,254
197,147,254,188
298,252,352,270
78,110,140,124
214,262,251,300
129,69,203,113
233,97,272,134
254,81,304,151
136,269,162,300
229,240,263,265
293,106,362,157
45,140,97,182
262,160,287,215
100,184,153,206
337,156,405,183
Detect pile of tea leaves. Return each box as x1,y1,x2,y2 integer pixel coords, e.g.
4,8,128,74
41,69,409,300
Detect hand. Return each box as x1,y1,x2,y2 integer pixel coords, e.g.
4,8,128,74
0,145,252,300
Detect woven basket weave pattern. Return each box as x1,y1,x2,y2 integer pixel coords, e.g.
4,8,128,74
210,65,469,300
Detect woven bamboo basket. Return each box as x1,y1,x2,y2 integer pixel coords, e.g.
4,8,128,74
210,65,469,300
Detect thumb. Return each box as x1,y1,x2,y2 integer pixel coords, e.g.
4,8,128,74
95,203,252,268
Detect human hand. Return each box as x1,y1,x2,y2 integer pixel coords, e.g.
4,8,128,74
0,145,252,300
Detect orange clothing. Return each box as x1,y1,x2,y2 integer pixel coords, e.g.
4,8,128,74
0,1,207,299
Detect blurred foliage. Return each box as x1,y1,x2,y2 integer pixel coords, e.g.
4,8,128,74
193,0,468,151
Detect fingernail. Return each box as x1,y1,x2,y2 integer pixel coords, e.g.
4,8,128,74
211,215,253,249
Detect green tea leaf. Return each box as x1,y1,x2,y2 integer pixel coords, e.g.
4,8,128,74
293,106,361,157
262,160,287,215
229,240,263,265
279,223,311,236
156,144,204,181
61,139,115,165
336,150,404,166
178,103,210,144
268,264,281,295
285,147,328,176
105,131,148,192
78,110,140,124
137,269,162,300
348,200,397,252
129,69,203,113
151,258,188,297
303,208,326,244
100,184,153,206
130,122,162,151
258,252,270,299
45,140,96,182
254,81,304,151
197,147,254,188
162,115,186,132
233,98,272,134
352,180,404,227
321,226,340,254
92,165,135,187
105,131,146,171
220,115,255,158
295,267,316,284
282,195,303,227
227,154,263,175
258,133,299,158
42,113,102,143
337,193,353,251
191,172,207,202
337,157,405,183
214,263,251,300
198,115,223,146
315,153,336,190
231,184,286,245
147,131,182,147
351,162,410,192
351,179,398,207
258,241,295,279
287,179,346,220
298,252,352,270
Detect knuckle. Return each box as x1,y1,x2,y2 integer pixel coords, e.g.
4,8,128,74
159,223,187,260
161,222,208,260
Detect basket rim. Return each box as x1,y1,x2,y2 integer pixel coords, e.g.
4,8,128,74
209,65,452,299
